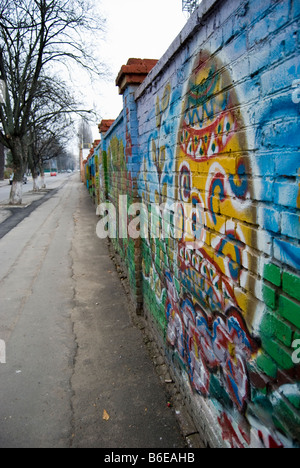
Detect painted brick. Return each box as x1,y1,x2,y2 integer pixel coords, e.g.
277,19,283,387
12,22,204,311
261,336,294,370
282,271,300,302
268,26,298,65
281,211,300,240
238,222,272,255
263,263,281,287
249,43,270,76
292,0,300,18
273,397,300,439
210,27,224,53
286,393,300,411
246,0,273,26
258,205,281,234
274,151,300,177
263,284,277,310
261,119,300,150
251,152,275,177
248,1,289,47
279,295,300,329
248,14,269,46
249,177,273,202
256,352,278,379
274,239,300,271
261,56,300,97
260,310,293,347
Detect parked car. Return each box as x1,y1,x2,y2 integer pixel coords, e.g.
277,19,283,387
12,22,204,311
9,174,28,185
50,172,57,177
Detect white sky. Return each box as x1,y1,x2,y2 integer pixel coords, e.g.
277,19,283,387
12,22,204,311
86,0,188,140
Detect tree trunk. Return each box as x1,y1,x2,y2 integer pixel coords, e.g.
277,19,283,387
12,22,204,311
9,138,24,205
39,159,46,189
28,144,39,192
40,174,46,189
33,175,39,192
10,171,23,205
31,166,39,192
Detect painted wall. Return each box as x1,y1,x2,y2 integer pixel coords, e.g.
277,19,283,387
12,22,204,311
98,109,142,310
87,0,300,448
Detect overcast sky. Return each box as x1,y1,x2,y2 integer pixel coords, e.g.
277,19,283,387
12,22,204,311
86,0,188,139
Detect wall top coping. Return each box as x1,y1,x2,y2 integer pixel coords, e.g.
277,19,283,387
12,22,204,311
116,58,159,95
134,0,220,100
100,109,124,141
98,120,115,135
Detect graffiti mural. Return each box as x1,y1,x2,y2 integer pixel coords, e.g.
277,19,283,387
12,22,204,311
138,47,300,447
91,0,300,448
161,50,262,419
175,51,256,323
139,49,260,403
166,288,259,412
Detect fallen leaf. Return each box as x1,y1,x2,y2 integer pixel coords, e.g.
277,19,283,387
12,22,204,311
103,409,110,421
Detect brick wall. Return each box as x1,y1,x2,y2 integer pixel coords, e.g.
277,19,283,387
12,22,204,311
97,107,145,312
86,0,300,448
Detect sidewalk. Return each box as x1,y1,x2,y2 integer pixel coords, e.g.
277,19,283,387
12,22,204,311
0,176,192,448
70,183,188,448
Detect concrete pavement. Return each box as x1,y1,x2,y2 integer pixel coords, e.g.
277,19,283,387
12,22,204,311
0,176,79,447
0,175,187,448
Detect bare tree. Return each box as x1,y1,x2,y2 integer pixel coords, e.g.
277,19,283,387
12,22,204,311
27,74,88,190
0,0,105,204
28,115,73,190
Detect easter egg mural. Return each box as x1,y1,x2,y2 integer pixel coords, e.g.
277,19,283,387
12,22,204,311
163,50,260,412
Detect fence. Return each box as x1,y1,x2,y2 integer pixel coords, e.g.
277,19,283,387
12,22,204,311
84,0,300,448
